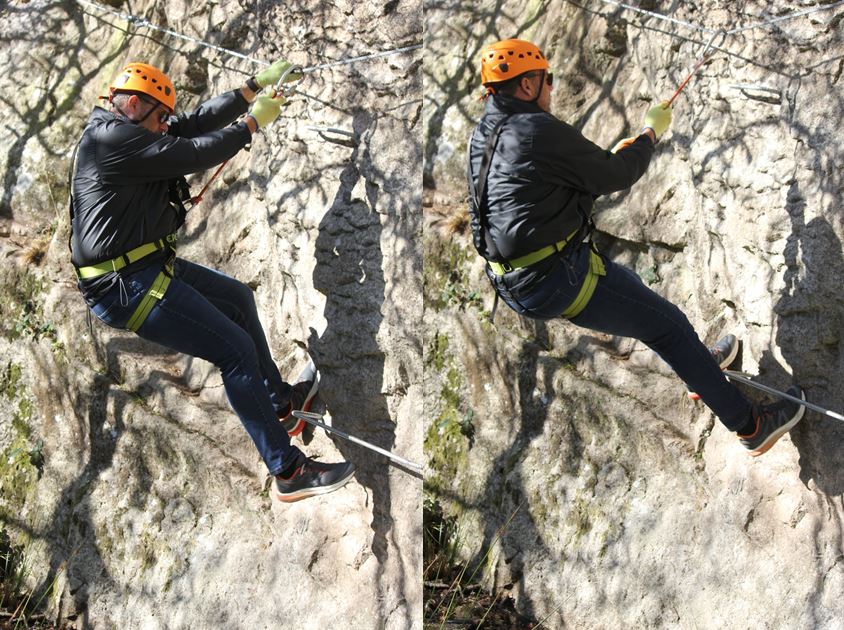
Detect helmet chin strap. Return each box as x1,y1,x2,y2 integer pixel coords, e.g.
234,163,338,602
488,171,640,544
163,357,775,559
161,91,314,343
531,71,545,104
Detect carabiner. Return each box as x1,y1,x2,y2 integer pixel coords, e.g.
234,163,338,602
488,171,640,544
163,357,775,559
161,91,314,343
698,28,727,60
274,64,305,98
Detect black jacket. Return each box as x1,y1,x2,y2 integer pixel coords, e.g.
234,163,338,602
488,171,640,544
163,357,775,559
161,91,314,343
467,94,655,262
71,89,252,304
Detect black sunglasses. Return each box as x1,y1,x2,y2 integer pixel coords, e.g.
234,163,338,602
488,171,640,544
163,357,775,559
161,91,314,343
526,71,553,88
138,95,170,124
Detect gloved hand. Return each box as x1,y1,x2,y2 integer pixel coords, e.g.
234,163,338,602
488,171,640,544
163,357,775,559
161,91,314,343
249,93,285,128
254,59,302,88
642,101,672,140
611,135,638,154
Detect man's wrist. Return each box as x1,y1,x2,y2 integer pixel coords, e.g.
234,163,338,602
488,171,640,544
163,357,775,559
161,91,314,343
244,114,259,134
240,83,258,104
640,127,657,144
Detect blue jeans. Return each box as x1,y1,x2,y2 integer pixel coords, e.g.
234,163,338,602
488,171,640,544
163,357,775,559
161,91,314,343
90,259,303,476
492,248,752,431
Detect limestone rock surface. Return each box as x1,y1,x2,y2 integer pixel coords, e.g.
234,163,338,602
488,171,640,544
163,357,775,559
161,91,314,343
424,1,844,627
0,0,422,627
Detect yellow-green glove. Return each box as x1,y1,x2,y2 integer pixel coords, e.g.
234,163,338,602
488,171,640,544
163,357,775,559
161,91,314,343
611,135,638,154
642,101,672,140
254,59,302,88
249,94,285,128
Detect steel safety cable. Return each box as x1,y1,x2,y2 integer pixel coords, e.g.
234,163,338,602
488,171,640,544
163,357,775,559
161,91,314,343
75,0,421,73
591,0,844,37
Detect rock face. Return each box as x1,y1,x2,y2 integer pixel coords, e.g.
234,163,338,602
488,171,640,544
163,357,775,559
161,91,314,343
0,0,421,627
424,1,844,627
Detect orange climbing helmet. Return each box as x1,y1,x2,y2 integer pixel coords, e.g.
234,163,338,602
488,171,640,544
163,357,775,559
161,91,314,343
480,39,549,90
108,62,176,111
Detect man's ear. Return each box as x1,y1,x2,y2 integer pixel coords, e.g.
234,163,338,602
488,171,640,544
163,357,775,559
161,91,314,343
521,75,538,97
519,76,532,97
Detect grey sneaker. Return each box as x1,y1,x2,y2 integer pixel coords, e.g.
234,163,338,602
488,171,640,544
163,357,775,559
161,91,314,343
279,360,319,437
272,458,355,503
739,386,806,456
688,334,739,400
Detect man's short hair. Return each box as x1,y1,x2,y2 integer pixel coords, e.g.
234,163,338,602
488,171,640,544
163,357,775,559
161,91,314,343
490,71,543,96
110,92,131,108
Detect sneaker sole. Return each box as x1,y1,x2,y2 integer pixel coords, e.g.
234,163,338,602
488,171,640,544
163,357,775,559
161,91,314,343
286,366,320,437
273,468,355,503
747,391,806,457
688,337,740,401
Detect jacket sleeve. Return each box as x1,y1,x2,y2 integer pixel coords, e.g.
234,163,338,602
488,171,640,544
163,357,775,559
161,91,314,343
95,119,252,183
533,116,655,196
167,90,250,138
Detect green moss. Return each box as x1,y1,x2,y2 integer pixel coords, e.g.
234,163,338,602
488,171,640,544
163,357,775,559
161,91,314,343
1,362,22,399
0,270,57,342
0,436,39,518
424,341,475,495
569,495,593,541
427,332,450,371
423,234,484,314
0,368,41,517
12,398,33,441
139,531,157,573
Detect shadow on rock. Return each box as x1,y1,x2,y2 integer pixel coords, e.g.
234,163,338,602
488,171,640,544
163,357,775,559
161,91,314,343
772,181,844,496
309,109,402,620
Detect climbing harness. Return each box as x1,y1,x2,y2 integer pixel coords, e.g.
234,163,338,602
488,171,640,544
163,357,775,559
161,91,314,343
74,234,177,279
125,261,173,332
73,234,177,332
292,411,423,476
725,371,844,424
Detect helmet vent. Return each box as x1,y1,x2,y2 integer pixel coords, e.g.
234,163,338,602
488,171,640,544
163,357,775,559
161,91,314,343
499,63,509,73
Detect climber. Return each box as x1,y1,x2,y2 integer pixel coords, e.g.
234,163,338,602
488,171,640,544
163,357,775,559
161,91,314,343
69,60,356,501
467,39,805,456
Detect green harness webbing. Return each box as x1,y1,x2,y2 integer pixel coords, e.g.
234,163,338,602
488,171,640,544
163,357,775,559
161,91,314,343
560,249,606,319
488,229,579,275
488,235,606,320
74,233,178,279
126,262,173,332
73,234,176,333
